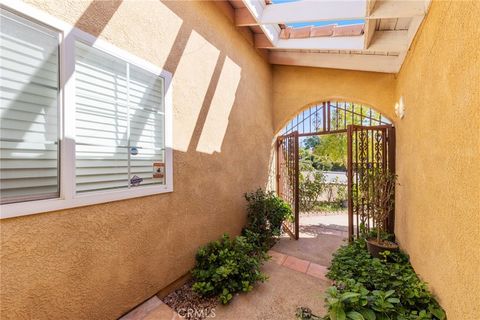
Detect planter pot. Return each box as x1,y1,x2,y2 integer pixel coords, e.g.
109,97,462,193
367,239,399,258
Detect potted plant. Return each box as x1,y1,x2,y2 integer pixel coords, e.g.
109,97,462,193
364,169,399,258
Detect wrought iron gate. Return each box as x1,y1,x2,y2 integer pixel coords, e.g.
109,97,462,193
276,102,395,241
276,131,299,240
347,125,396,241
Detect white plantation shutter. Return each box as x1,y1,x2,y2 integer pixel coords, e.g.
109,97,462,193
0,9,60,204
128,65,165,187
74,42,165,193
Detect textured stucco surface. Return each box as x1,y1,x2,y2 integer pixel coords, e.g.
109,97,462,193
394,1,480,318
272,66,397,133
2,0,480,319
0,1,273,319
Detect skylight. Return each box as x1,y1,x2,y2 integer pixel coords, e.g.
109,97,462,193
287,19,365,29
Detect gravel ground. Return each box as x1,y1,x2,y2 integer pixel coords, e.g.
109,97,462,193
162,280,217,320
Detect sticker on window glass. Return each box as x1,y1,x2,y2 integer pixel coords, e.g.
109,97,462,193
130,175,143,187
153,162,165,179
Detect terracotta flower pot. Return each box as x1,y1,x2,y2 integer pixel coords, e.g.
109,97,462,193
367,239,399,258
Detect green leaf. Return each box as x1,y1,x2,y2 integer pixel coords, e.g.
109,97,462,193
347,311,365,320
330,305,346,320
384,290,395,297
341,292,361,301
359,309,376,320
429,306,446,320
386,298,400,304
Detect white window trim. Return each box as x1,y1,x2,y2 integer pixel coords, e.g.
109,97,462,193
0,0,174,219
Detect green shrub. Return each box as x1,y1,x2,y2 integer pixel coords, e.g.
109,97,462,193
299,170,325,212
192,234,268,304
243,189,292,250
323,239,446,320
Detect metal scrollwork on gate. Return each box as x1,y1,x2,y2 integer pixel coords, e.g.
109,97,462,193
347,125,395,241
276,132,299,240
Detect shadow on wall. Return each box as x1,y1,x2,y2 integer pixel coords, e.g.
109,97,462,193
158,1,243,154
5,0,242,165
74,0,123,37
1,1,273,320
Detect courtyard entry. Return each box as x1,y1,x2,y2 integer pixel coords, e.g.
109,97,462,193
276,102,395,241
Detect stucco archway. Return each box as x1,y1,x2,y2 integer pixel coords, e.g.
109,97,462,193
277,100,393,136
272,66,397,133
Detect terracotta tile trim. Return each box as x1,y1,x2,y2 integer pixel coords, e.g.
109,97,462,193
280,24,365,40
268,250,331,282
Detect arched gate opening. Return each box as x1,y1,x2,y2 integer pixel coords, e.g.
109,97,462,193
276,101,395,241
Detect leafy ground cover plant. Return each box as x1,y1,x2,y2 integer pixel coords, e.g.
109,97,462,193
322,238,446,320
192,234,268,304
192,189,291,304
243,188,292,250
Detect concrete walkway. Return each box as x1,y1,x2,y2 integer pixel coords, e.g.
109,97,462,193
214,218,346,320
122,214,346,320
213,251,331,320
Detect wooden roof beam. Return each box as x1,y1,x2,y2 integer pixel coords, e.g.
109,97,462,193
364,0,377,49
369,0,427,19
240,0,280,45
269,51,401,73
237,0,428,26
256,30,407,52
235,7,257,26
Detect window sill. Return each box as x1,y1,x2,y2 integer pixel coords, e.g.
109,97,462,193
0,185,173,219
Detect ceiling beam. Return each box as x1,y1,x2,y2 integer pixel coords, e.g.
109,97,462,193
269,51,401,73
236,0,427,26
395,0,431,71
260,0,365,24
256,30,407,52
396,15,425,71
369,30,408,52
260,36,365,50
369,0,427,19
366,0,377,15
364,0,377,49
241,0,280,45
235,7,257,26
364,19,377,49
254,34,273,48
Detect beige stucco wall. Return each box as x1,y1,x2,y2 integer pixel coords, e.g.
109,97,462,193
272,66,397,133
0,1,273,319
394,1,480,318
2,1,479,319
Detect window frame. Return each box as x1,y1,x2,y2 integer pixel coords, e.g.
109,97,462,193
0,0,173,219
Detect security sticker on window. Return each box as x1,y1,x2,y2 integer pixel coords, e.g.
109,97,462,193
153,162,165,181
130,175,143,187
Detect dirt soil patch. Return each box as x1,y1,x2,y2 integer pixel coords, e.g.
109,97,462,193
162,280,217,320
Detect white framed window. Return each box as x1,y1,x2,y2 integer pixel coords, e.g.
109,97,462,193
0,8,61,204
0,1,173,219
